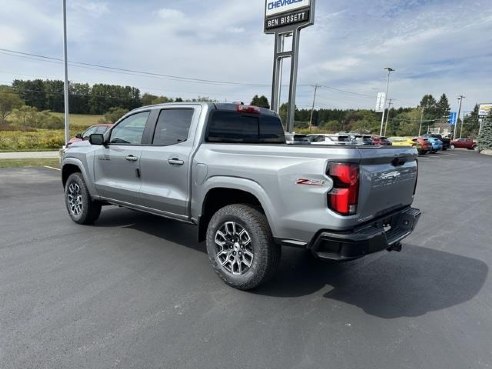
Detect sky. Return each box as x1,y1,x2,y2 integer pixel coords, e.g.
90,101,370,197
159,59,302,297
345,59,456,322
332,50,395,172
0,0,491,114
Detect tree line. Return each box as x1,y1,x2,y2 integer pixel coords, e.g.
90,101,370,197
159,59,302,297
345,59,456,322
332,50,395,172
0,80,483,138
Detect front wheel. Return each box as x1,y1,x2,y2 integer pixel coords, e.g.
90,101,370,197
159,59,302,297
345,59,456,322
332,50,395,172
64,172,101,224
206,204,280,290
450,144,455,150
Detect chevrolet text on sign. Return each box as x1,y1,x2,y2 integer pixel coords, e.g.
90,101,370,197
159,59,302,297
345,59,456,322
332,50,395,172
265,0,311,17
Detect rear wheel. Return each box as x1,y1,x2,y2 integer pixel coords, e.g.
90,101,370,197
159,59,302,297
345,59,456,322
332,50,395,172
64,172,101,224
450,144,455,150
206,204,280,290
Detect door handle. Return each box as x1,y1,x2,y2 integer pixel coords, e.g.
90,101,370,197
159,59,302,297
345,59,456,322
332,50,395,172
125,155,138,162
168,158,184,166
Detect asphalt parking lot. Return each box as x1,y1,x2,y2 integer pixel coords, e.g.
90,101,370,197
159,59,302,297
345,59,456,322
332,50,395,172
1,149,491,369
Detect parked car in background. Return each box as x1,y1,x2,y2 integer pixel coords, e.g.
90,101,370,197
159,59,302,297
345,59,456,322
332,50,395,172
371,136,392,146
352,134,373,145
307,134,353,145
388,137,417,147
425,134,450,150
426,137,443,153
67,123,113,146
450,138,477,150
412,137,431,155
285,133,311,145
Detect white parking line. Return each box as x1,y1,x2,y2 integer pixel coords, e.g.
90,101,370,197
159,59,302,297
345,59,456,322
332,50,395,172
44,166,61,171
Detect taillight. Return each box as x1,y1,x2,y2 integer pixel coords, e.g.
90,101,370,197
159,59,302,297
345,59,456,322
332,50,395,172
328,163,359,215
237,104,261,114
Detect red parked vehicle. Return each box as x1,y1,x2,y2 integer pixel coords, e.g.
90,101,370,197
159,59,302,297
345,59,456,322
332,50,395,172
67,123,113,146
450,138,477,150
412,137,432,155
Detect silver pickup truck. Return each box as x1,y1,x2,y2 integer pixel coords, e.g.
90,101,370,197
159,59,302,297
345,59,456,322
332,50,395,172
61,102,420,290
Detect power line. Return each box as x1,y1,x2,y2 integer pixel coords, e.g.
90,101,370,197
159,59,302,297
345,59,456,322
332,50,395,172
318,84,374,98
0,48,382,99
0,48,270,87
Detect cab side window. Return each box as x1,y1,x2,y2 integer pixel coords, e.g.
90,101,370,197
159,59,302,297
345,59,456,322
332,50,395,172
152,109,194,146
110,112,150,145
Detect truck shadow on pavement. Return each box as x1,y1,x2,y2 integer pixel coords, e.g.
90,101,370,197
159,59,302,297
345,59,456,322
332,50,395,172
96,207,488,319
258,245,488,319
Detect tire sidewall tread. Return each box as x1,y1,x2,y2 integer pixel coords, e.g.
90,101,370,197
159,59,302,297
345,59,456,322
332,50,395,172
206,204,280,290
64,173,101,225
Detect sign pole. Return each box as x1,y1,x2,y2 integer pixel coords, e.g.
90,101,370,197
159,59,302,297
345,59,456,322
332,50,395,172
286,29,301,133
265,0,315,133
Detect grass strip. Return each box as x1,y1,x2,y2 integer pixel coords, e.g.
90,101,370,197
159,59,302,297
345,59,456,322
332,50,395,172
0,158,60,169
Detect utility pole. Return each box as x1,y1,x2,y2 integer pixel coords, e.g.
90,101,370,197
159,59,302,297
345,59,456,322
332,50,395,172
418,106,425,136
454,95,465,139
383,98,393,136
309,84,320,131
62,0,70,146
379,67,395,136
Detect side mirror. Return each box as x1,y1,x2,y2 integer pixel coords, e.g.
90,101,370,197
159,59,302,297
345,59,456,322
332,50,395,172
89,133,105,145
75,133,83,139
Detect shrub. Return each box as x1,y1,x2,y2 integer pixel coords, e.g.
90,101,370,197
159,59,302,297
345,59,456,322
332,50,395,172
103,107,128,123
0,130,64,151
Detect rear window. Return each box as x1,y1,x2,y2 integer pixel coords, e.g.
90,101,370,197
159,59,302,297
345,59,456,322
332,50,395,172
206,111,285,143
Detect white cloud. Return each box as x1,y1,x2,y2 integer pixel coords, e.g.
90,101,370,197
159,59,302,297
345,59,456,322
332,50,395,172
0,0,490,112
0,25,25,49
321,58,362,72
72,1,109,18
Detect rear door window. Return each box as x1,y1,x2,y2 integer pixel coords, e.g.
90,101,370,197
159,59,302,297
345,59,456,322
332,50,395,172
152,109,194,146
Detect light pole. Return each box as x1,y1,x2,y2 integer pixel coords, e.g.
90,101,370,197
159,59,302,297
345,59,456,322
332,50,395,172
418,106,425,136
383,98,393,136
63,0,70,145
454,95,465,139
379,67,395,136
309,84,320,131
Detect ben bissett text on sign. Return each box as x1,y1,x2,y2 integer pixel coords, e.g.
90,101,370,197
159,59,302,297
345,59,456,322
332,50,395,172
266,11,307,28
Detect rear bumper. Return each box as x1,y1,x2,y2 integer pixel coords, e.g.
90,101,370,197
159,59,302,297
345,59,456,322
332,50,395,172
309,207,421,261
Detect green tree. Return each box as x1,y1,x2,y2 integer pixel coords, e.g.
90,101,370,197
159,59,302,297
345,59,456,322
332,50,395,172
320,120,342,132
44,80,65,112
250,95,270,109
70,83,91,114
12,79,47,110
390,108,421,136
436,94,451,120
419,94,437,119
141,93,158,106
0,87,24,124
477,111,492,151
103,107,129,123
462,104,480,138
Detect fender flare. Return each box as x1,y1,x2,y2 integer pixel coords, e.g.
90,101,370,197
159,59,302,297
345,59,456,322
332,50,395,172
196,176,280,236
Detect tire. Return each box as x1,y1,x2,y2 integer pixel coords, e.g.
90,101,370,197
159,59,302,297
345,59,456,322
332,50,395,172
64,172,101,225
206,204,281,290
450,144,455,150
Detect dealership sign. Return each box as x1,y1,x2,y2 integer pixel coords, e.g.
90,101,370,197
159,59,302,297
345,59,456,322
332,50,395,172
479,103,492,117
264,0,314,33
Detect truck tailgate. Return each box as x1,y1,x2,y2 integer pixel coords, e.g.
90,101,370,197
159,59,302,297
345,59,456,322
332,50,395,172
356,147,418,222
